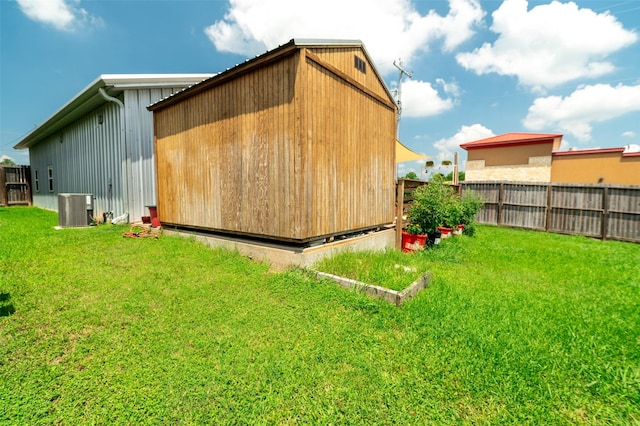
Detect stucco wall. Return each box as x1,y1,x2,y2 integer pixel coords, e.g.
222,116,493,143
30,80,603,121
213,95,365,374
466,143,553,166
551,152,640,185
465,156,552,182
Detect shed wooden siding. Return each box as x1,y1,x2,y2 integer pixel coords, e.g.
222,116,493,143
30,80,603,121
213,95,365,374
308,47,389,102
304,53,395,237
154,46,396,242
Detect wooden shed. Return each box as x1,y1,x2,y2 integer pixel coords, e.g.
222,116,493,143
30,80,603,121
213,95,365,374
149,39,397,244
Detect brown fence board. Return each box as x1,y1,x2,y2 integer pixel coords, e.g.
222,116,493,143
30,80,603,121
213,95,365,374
608,212,640,241
1,165,31,207
549,208,602,237
609,187,640,214
503,183,547,206
502,205,547,230
552,185,603,210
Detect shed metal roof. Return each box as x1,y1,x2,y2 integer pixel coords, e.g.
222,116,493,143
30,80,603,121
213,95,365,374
148,38,394,112
14,74,214,149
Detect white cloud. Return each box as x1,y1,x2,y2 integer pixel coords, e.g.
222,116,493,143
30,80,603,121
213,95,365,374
17,0,101,32
622,131,636,138
433,123,494,162
401,79,457,118
435,78,460,98
523,84,640,141
205,0,484,75
558,138,571,151
1,154,15,163
456,0,638,91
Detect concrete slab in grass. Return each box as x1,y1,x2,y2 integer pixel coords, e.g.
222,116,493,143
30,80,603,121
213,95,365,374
313,270,431,306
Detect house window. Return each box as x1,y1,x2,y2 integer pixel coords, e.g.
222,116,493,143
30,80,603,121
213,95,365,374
34,169,40,192
48,166,54,192
354,55,366,74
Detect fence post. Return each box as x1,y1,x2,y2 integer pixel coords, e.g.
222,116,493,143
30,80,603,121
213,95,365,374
497,182,504,226
545,184,552,233
0,167,6,207
396,179,405,249
601,186,609,241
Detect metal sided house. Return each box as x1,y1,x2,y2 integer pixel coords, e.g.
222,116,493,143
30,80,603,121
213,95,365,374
13,74,213,222
148,39,397,246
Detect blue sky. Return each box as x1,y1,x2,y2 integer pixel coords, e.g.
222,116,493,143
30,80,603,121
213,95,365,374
1,0,639,178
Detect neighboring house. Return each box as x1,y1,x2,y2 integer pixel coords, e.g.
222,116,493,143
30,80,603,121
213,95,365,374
13,74,213,221
148,39,397,244
551,146,640,185
461,133,640,185
461,133,563,182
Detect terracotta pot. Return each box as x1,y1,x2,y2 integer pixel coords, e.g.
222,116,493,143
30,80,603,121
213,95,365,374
401,231,428,252
437,226,453,239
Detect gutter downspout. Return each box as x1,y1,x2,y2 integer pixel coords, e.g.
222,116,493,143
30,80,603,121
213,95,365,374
99,87,130,222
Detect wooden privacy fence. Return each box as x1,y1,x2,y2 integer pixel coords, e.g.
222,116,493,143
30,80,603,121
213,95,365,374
0,165,32,207
461,181,640,243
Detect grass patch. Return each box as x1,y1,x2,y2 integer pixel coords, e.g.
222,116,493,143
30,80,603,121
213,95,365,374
1,207,639,424
314,248,427,291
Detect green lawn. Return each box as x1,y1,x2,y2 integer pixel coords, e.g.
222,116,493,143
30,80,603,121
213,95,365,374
1,206,639,424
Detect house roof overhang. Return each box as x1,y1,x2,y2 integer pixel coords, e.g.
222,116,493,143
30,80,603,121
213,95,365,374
552,147,626,157
147,38,396,113
460,132,563,151
13,74,213,150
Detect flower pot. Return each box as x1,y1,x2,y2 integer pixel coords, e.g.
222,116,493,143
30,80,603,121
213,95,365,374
401,231,428,252
437,226,453,239
146,205,161,228
453,224,464,236
428,231,442,246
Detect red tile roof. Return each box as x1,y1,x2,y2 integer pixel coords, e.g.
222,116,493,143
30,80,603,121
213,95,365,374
460,132,563,150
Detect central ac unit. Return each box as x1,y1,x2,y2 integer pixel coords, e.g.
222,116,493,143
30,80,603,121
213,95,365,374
58,193,94,227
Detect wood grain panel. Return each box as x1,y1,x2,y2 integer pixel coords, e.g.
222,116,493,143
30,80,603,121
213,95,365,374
154,46,395,242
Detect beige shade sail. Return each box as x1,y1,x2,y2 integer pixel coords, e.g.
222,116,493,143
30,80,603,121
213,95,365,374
396,140,430,163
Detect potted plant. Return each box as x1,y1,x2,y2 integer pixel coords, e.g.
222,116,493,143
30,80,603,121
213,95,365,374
442,195,463,237
406,181,455,246
401,223,428,252
459,190,484,236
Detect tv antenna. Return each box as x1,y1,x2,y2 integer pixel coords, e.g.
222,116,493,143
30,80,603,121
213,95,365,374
393,58,413,139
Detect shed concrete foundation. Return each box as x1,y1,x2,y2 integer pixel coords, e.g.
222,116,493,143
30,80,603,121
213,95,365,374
165,227,396,271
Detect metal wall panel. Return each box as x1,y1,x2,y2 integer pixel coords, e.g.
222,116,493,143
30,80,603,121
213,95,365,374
124,88,178,221
29,102,125,216
29,87,186,222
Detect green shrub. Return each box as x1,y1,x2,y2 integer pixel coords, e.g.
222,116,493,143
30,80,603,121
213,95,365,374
407,182,456,235
459,189,484,236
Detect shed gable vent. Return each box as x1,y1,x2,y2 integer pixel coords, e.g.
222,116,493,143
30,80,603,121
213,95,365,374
354,55,366,74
